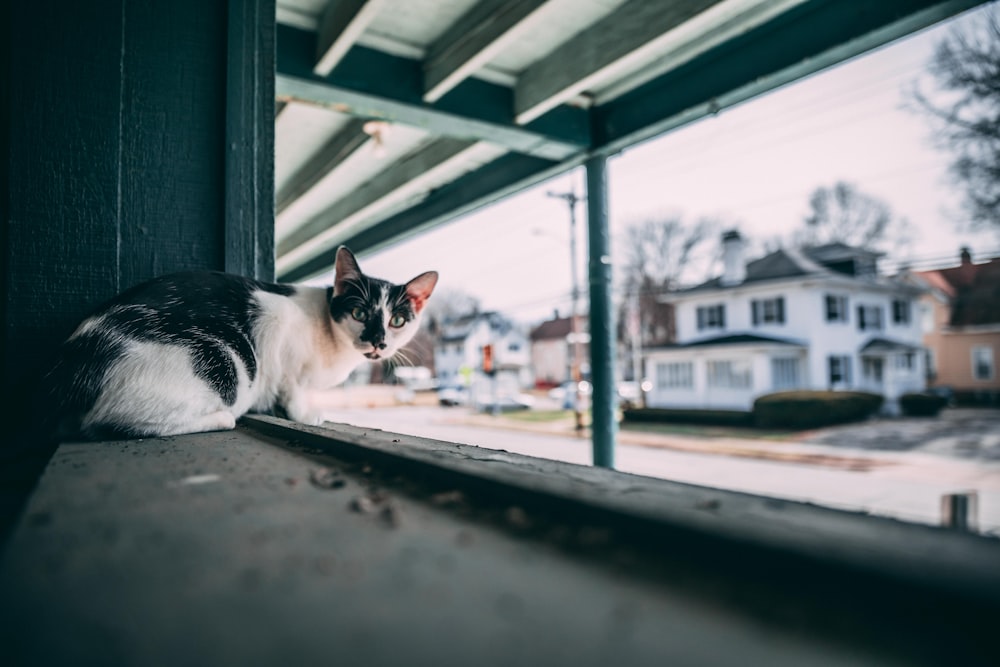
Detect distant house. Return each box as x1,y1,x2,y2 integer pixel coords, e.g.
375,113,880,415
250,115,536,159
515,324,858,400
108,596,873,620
529,314,588,388
644,232,927,414
435,311,532,398
910,249,1000,404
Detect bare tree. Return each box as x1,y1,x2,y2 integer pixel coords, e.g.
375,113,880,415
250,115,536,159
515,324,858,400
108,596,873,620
617,214,717,348
910,6,1000,229
424,288,481,325
794,181,912,252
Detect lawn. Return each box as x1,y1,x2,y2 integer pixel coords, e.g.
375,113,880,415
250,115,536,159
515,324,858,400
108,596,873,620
503,409,800,441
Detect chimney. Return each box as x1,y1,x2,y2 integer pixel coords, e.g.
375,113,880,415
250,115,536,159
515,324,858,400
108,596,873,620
720,230,746,286
960,246,972,265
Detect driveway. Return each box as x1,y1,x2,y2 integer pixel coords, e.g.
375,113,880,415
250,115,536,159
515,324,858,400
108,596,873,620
799,408,1000,461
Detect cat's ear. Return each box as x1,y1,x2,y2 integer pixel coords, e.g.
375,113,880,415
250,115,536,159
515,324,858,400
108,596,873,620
405,271,438,314
333,246,362,296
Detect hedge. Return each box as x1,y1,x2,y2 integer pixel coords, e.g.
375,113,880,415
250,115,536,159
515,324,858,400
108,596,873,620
753,391,883,429
899,392,947,417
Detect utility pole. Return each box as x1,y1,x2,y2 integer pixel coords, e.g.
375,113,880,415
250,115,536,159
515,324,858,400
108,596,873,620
547,188,586,433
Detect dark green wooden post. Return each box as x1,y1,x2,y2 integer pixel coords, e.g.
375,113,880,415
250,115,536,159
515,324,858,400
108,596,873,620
586,155,617,468
1,0,275,534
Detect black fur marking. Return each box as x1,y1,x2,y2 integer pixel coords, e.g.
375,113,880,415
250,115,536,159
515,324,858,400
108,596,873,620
328,275,417,344
47,272,297,426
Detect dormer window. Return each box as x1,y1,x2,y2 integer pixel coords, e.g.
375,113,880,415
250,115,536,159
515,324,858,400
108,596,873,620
752,297,785,326
696,304,725,331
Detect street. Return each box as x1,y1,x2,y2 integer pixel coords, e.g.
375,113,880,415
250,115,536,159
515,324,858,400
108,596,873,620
319,404,1000,536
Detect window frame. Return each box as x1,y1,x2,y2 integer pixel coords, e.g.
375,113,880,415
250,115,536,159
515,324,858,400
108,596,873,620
656,361,694,389
828,355,852,387
751,296,785,326
856,305,884,332
825,294,849,323
706,359,753,389
696,303,726,331
972,346,995,381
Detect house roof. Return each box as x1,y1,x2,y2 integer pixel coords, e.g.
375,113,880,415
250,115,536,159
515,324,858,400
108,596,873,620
271,0,983,282
679,242,918,296
529,315,585,342
859,337,922,353
916,256,1000,327
439,310,516,342
648,333,805,351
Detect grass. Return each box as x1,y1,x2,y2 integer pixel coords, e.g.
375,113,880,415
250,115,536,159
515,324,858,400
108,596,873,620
621,420,800,441
503,409,586,424
500,409,798,441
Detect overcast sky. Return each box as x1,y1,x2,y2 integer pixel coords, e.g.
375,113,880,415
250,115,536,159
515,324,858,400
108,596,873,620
350,3,1000,324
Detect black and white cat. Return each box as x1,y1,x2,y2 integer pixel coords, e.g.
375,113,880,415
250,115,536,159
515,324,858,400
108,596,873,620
43,246,437,440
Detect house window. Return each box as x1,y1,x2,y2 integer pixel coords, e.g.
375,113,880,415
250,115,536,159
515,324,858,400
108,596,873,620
895,352,915,371
656,362,693,389
771,358,800,390
828,355,852,387
706,360,752,389
696,304,725,331
825,295,848,323
972,346,995,381
856,305,883,331
862,358,884,383
751,297,785,325
892,299,911,325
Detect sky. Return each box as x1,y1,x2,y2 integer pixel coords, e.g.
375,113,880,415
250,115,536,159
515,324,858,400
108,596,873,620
350,3,1000,325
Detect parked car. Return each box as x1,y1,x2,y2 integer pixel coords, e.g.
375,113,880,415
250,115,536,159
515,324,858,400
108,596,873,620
437,385,468,407
478,393,535,413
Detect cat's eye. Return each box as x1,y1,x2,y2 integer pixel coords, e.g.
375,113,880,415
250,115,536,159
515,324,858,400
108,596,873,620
389,314,406,328
351,307,367,321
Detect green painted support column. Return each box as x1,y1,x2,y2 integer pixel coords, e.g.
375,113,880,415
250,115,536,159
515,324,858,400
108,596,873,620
586,154,617,468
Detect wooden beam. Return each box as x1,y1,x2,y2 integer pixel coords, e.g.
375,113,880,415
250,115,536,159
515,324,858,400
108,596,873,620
276,138,478,272
275,119,369,214
594,0,986,156
226,0,276,281
423,0,551,103
277,24,590,161
314,0,385,76
514,0,726,124
278,153,565,281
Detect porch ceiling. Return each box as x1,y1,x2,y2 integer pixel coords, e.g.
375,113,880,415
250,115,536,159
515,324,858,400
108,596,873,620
274,0,986,282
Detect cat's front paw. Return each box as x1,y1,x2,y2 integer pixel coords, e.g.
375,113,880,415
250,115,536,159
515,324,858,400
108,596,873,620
294,412,325,427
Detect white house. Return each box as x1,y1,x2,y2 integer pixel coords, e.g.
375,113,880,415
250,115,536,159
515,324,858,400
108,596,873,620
435,311,532,400
644,233,927,415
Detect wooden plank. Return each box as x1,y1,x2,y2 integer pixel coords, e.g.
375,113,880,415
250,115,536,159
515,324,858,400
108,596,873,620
278,152,564,281
423,0,552,103
276,137,477,267
277,24,589,161
593,0,986,156
514,0,724,124
314,0,386,76
2,421,998,664
275,119,369,215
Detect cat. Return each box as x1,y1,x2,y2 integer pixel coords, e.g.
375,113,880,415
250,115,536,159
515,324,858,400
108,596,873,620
41,246,437,440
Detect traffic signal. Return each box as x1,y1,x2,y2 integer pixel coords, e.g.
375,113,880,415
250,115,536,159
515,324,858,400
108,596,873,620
482,344,494,375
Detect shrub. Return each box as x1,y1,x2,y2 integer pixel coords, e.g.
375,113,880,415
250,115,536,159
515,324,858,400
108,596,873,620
899,392,947,417
753,391,883,429
622,408,753,427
